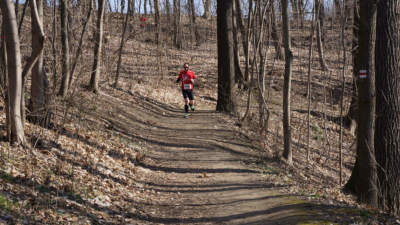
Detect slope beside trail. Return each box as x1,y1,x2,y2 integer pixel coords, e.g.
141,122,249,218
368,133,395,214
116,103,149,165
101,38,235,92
97,88,357,225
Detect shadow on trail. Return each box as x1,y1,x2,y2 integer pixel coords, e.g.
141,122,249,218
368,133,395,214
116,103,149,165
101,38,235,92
127,203,351,224
135,160,260,175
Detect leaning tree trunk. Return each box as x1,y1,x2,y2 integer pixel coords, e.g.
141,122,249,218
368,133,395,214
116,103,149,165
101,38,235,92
315,0,328,70
344,0,377,207
89,0,106,93
234,0,250,84
58,0,70,96
216,0,236,113
69,0,93,89
375,0,400,215
114,0,131,88
29,0,51,127
281,0,293,164
0,0,26,145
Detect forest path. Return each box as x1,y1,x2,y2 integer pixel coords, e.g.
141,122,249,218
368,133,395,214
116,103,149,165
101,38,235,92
97,88,353,225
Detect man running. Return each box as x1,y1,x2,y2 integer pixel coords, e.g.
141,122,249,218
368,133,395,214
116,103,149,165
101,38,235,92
176,63,197,118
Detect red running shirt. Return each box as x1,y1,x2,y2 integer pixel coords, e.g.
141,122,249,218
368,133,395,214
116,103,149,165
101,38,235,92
178,70,196,90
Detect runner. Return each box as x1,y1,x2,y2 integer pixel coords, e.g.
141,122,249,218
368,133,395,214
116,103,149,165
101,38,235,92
176,63,197,118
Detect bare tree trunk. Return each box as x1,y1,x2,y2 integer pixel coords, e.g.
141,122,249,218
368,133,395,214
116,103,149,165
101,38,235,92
148,0,153,15
0,23,10,141
232,0,243,87
154,0,160,44
17,0,29,34
29,0,50,127
114,0,131,88
203,0,211,19
316,0,329,70
375,0,400,215
89,0,106,93
130,0,135,15
52,0,57,92
69,0,93,89
173,0,182,49
281,0,293,164
58,0,70,96
234,0,250,84
144,0,148,16
0,0,26,145
345,0,359,135
345,0,377,207
271,1,283,60
244,0,254,83
120,0,125,13
306,2,316,161
165,0,171,22
189,0,200,45
217,0,236,113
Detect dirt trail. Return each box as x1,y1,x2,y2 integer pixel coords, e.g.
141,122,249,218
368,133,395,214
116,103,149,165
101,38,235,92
99,90,353,225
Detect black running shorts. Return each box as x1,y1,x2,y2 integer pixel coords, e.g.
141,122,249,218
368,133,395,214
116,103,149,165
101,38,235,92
182,89,194,100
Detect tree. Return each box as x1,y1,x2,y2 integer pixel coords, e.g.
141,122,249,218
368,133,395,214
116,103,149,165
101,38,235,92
0,0,26,145
89,0,106,93
173,0,182,48
344,0,377,207
375,0,400,215
271,1,283,60
203,0,211,19
29,0,51,126
216,0,236,113
114,0,131,88
315,0,328,70
188,0,200,45
281,0,293,164
345,0,359,135
154,0,160,44
58,0,70,96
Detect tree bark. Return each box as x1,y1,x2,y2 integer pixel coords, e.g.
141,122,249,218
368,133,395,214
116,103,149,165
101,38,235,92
281,0,293,164
165,0,171,22
0,0,26,145
189,0,200,45
216,0,236,113
315,0,328,70
144,0,148,16
58,0,70,96
203,0,211,19
234,0,250,83
173,0,182,49
271,1,283,60
89,0,106,93
232,0,243,87
69,0,93,89
345,0,359,135
114,0,131,88
344,0,377,207
29,0,50,127
154,0,160,44
375,0,400,215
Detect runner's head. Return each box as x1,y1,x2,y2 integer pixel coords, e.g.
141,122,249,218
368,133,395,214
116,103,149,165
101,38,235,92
183,63,189,71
